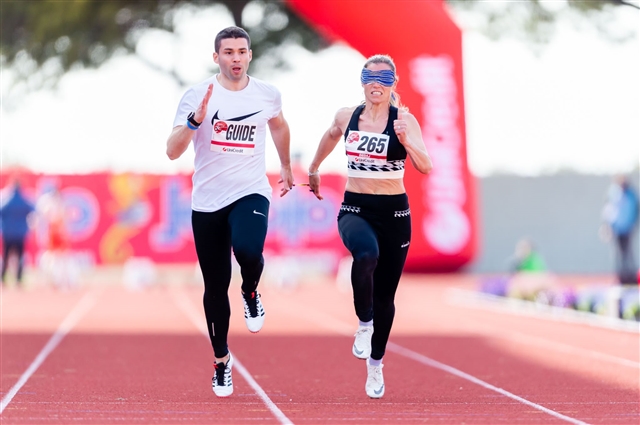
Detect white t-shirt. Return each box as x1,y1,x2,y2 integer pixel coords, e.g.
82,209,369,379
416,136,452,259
173,75,282,212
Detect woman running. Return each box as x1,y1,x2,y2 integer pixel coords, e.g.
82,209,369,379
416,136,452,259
307,54,432,398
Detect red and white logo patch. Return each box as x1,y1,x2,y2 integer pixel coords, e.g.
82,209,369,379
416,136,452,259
214,121,228,134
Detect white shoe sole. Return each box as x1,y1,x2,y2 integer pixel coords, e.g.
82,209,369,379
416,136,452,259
246,316,265,333
213,387,233,397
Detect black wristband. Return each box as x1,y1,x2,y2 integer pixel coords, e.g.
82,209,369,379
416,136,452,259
187,112,201,127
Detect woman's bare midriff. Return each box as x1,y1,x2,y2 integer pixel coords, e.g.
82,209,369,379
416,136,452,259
345,177,406,195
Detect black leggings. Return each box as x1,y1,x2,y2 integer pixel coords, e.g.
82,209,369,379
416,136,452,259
616,233,636,283
192,194,269,358
337,191,411,360
2,238,26,284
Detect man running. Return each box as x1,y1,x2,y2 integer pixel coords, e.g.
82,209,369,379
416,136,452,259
166,26,294,397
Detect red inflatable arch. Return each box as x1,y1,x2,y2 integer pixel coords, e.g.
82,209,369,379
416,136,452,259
286,0,479,272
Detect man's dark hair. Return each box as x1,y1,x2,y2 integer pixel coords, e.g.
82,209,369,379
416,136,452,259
215,26,251,53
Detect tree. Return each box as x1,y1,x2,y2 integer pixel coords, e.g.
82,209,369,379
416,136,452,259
1,0,637,93
0,0,326,92
447,0,638,46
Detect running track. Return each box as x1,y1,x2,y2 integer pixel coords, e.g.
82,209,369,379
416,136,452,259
1,274,638,424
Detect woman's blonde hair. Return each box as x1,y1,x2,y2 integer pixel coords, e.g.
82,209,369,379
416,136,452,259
363,54,407,111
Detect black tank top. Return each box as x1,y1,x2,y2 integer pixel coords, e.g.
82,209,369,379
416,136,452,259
343,105,407,178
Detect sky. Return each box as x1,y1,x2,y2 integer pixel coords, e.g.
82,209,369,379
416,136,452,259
1,3,638,178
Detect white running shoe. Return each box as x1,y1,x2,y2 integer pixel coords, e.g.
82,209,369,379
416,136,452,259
242,291,265,333
352,325,373,359
212,353,234,397
365,359,385,399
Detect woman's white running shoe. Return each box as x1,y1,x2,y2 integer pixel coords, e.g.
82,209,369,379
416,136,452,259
352,325,373,359
365,358,385,398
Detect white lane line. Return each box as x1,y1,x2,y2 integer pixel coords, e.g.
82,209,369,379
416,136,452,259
296,294,638,367
0,290,99,414
386,342,590,425
447,288,639,333
287,303,591,425
172,289,293,425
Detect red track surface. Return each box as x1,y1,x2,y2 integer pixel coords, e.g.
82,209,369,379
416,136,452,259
1,274,638,424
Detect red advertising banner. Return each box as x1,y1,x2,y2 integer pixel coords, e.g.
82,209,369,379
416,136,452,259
285,0,479,271
0,171,349,270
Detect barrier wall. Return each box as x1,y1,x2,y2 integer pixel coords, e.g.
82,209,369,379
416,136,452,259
2,165,474,274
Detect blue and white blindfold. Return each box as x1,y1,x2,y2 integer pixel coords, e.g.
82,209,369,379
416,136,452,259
360,68,396,87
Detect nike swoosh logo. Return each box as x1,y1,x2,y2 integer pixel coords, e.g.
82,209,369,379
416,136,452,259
374,385,384,395
212,110,262,124
353,345,364,355
253,210,266,218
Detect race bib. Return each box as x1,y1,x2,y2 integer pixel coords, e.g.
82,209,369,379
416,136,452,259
211,119,257,155
345,130,389,166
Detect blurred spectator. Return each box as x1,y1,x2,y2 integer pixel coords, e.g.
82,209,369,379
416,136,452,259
510,238,546,273
36,186,78,289
504,238,552,303
37,186,68,252
601,175,639,284
0,178,35,287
